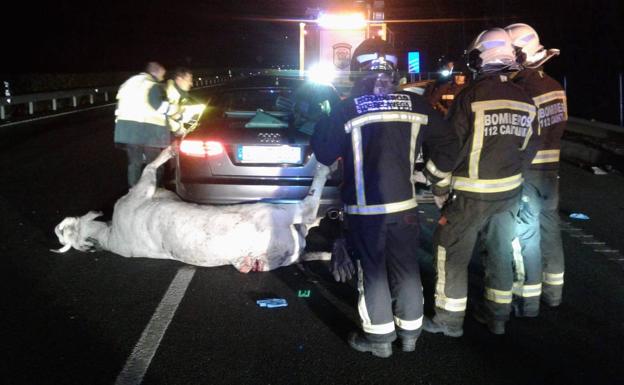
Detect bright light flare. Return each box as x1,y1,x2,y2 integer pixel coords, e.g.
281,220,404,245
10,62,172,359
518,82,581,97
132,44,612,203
307,62,336,85
317,13,366,29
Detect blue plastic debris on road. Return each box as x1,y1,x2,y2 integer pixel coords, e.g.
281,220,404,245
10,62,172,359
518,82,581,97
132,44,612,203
256,298,288,308
570,213,590,220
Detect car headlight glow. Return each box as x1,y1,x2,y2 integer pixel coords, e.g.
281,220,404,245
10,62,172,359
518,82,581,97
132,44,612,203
307,63,336,85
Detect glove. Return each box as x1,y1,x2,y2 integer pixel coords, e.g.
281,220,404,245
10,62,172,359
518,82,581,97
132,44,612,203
433,193,449,209
330,238,355,283
411,170,429,185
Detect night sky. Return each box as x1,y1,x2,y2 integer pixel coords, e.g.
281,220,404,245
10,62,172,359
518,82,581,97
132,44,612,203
3,0,623,123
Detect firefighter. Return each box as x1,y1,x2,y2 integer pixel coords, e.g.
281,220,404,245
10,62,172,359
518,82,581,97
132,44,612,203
422,28,538,336
114,62,179,187
505,23,567,316
428,72,469,116
312,38,459,357
423,57,454,104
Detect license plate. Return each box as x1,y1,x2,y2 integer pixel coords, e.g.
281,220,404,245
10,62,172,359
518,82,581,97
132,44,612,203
237,145,302,164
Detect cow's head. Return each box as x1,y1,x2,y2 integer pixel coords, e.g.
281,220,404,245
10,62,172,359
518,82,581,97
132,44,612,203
51,211,104,253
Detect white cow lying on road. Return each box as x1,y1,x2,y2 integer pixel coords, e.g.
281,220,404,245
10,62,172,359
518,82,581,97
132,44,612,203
52,147,330,272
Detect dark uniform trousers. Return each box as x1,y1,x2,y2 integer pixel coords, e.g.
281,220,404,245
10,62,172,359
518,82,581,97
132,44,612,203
433,193,520,327
346,209,423,343
514,170,564,313
126,145,165,187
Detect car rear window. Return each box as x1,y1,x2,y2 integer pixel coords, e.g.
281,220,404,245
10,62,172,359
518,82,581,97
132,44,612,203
212,89,293,112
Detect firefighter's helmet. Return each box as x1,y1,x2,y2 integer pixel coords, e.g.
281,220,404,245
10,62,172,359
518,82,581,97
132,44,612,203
350,38,398,73
465,28,516,73
505,23,559,68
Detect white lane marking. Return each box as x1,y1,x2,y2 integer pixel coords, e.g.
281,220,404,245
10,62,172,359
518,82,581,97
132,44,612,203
115,266,196,385
0,103,117,127
560,218,623,268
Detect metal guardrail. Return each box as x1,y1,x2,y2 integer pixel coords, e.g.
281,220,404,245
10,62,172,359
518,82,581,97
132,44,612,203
562,116,624,171
0,86,118,120
0,76,229,121
566,117,624,137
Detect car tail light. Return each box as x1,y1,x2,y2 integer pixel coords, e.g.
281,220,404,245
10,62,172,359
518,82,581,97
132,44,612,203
205,141,225,156
180,140,224,157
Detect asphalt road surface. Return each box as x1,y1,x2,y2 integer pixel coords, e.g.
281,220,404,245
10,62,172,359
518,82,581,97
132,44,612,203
1,104,623,385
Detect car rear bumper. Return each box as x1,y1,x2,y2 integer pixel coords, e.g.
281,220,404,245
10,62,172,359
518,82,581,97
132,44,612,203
176,181,342,213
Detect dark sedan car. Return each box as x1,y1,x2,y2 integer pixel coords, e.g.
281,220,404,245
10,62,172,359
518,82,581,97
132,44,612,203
173,76,343,217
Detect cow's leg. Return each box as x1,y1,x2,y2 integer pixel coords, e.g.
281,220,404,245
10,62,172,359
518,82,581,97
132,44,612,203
294,164,331,224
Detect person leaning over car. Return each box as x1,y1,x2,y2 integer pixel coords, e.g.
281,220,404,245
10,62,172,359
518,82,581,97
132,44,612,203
114,61,179,187
165,67,205,136
312,38,459,358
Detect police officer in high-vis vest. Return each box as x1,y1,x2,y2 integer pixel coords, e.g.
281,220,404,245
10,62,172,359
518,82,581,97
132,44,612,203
312,38,459,358
114,62,178,187
423,28,538,337
165,67,206,137
505,23,567,316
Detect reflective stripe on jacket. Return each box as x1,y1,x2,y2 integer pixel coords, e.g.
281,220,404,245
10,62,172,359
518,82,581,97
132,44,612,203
513,69,567,171
447,73,538,200
312,90,459,216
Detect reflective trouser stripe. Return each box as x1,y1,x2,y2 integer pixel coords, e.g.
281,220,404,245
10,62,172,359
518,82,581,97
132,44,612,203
363,321,395,334
485,288,513,304
357,260,395,335
512,283,542,297
434,245,467,312
394,316,423,331
543,272,564,285
532,149,560,164
452,174,523,194
345,198,418,215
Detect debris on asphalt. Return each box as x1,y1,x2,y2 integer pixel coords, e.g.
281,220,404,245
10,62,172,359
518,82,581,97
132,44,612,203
256,298,288,308
591,166,608,175
569,213,590,220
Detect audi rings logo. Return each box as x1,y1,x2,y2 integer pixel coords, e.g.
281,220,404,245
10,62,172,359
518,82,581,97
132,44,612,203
258,132,281,143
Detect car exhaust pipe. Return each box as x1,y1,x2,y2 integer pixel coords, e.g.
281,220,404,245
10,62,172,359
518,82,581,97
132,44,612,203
326,208,342,220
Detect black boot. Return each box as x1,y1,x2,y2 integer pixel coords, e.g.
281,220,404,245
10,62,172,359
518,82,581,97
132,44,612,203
422,316,463,337
348,332,392,358
399,336,418,352
512,301,539,318
472,305,506,335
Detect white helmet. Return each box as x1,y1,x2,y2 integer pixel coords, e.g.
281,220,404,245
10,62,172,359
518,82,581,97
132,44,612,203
505,23,559,67
465,28,516,72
